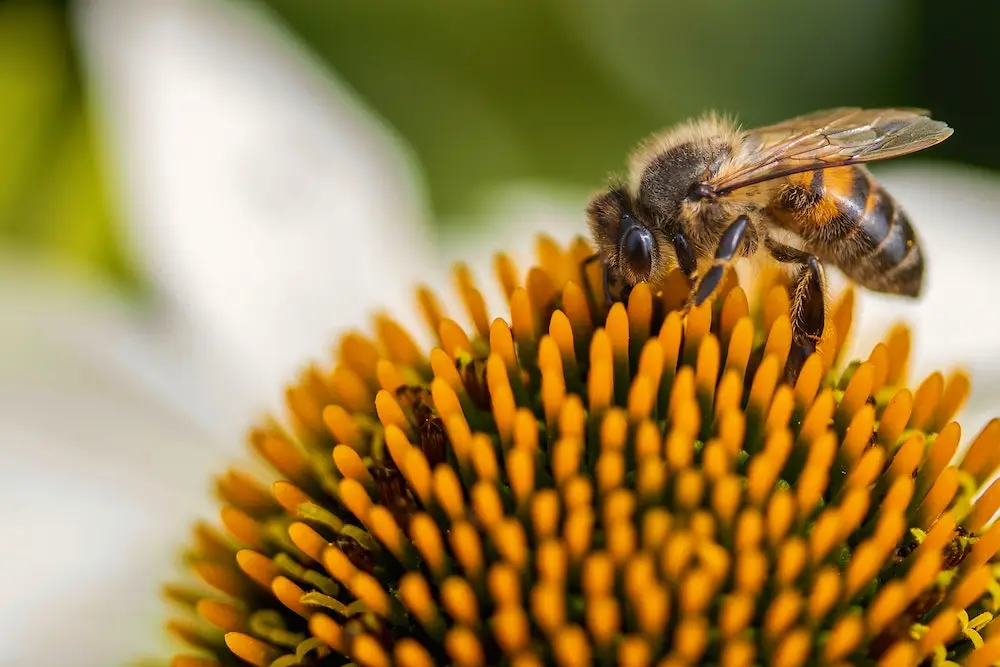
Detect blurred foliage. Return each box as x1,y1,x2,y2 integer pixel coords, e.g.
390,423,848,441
266,0,919,225
912,1,1000,171
0,0,139,290
1,0,997,289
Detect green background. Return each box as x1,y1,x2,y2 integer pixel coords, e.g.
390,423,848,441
1,0,996,294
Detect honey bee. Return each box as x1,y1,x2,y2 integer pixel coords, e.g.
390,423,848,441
586,107,952,379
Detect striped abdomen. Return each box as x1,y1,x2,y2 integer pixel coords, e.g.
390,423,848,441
770,165,924,297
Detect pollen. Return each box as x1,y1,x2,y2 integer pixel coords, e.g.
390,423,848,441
164,235,1000,667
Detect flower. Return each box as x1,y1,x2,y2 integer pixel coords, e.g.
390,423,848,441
7,3,1000,667
163,234,1000,667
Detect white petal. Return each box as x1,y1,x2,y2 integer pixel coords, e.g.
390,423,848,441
433,184,590,326
0,190,583,665
454,174,1000,445
73,0,438,418
843,163,1000,438
0,264,230,666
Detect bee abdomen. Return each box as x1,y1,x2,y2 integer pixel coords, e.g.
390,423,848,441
854,182,923,296
774,166,923,297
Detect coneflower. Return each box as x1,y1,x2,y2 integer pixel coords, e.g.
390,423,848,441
163,235,1000,667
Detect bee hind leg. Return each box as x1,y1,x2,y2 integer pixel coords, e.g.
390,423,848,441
689,214,750,307
765,236,827,384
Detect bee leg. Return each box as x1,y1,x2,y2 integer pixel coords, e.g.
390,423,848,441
765,237,827,384
580,252,612,303
578,252,628,305
603,262,631,304
673,231,698,286
690,214,750,306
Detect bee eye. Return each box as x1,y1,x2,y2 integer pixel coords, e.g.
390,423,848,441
622,225,654,280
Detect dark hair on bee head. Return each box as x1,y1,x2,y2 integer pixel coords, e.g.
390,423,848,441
586,184,629,260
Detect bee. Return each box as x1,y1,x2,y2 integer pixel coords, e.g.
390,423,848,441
586,107,952,379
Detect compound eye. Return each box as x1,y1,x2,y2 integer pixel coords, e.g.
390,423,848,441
622,225,654,281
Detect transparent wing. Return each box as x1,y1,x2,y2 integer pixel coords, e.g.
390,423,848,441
708,108,953,193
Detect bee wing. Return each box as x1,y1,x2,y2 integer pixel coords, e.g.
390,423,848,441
707,108,953,194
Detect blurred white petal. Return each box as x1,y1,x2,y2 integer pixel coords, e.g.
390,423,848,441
0,261,228,666
74,0,438,423
453,169,1000,439
434,184,589,323
847,163,1000,437
9,162,1000,665
0,0,442,664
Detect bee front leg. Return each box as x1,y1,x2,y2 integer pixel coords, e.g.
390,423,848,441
603,263,631,304
580,252,629,306
764,236,827,384
673,231,698,286
689,214,750,306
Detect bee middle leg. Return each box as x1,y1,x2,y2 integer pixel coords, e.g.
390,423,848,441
764,236,827,383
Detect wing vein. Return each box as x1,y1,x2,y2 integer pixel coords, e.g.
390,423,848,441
708,108,952,194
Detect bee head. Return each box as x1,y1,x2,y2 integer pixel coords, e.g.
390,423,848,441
586,186,664,286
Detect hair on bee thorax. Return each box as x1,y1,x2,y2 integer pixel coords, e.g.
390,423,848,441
585,181,630,260
622,112,759,257
626,112,743,194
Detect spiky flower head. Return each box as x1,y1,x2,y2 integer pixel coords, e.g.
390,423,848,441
164,235,1000,667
